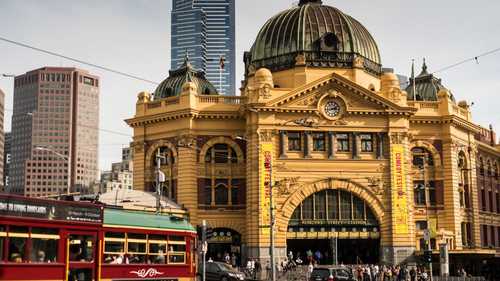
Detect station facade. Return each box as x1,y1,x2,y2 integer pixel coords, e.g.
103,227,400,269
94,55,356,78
126,0,500,271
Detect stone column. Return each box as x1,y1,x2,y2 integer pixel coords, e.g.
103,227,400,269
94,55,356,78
376,133,384,159
177,137,199,223
352,132,359,159
279,131,287,159
328,132,335,159
304,131,311,158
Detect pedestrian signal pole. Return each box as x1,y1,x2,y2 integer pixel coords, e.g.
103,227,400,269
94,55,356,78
202,220,207,281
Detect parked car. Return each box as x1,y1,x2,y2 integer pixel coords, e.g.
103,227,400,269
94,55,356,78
198,261,246,281
310,266,354,281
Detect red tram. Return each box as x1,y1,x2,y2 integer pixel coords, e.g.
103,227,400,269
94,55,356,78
0,194,197,281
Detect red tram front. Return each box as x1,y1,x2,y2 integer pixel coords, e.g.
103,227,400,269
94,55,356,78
0,194,197,281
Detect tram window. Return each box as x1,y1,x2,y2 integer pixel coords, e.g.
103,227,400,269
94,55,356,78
168,236,186,264
127,233,147,264
30,228,59,263
69,235,94,262
8,226,28,263
148,234,167,264
104,232,126,264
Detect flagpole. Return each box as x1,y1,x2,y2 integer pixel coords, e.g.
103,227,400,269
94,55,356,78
412,59,416,101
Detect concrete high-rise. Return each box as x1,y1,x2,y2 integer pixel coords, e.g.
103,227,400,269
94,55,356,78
10,67,99,197
3,132,10,192
171,0,236,95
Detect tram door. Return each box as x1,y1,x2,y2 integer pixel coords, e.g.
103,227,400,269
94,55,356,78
64,231,98,281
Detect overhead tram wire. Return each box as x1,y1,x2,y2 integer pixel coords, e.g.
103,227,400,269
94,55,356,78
4,108,132,137
432,46,500,74
0,36,159,85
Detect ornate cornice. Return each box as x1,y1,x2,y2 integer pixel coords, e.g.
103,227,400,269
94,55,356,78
126,109,243,127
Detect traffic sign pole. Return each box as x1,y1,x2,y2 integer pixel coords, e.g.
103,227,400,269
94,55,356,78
202,220,206,281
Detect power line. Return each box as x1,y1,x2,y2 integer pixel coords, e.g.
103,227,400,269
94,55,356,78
432,47,500,74
0,35,159,85
4,108,132,137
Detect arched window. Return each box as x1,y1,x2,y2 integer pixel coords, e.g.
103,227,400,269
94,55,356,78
290,190,378,226
486,161,492,177
458,152,470,208
479,158,484,176
198,141,245,208
411,147,434,167
215,183,228,205
494,164,498,180
151,146,177,201
205,144,238,164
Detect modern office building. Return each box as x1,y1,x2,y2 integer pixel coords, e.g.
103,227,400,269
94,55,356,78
171,0,236,95
128,0,500,274
10,67,99,197
3,132,11,192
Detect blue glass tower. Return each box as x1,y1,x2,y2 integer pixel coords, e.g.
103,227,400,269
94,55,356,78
171,0,236,96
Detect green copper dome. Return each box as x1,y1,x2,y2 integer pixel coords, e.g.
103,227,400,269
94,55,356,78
246,0,382,75
405,60,455,102
153,56,218,100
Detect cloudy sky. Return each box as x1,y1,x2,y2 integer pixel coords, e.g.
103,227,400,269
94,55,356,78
0,0,499,170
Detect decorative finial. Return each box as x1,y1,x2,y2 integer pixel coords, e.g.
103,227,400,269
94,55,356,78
298,0,322,6
183,49,192,68
422,57,427,72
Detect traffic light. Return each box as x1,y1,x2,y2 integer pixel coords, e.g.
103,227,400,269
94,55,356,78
423,250,432,263
206,227,214,240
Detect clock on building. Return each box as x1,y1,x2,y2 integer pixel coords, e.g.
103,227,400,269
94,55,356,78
324,101,341,117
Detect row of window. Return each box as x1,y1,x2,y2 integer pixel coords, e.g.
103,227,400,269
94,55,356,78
0,226,59,263
480,225,500,248
104,232,186,264
285,132,374,153
290,189,378,223
480,189,500,214
199,178,244,207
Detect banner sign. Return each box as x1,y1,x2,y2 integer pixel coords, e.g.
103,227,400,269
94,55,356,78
260,143,273,235
0,196,102,223
390,144,409,234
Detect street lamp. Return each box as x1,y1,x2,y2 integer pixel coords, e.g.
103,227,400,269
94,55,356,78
35,146,71,195
1,74,16,78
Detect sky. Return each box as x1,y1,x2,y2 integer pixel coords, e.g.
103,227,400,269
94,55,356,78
0,0,499,171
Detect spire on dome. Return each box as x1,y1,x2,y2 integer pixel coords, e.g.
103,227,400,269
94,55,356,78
418,58,429,76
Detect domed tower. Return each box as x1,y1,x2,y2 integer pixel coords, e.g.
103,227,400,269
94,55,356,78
405,59,455,102
153,55,218,100
244,0,382,89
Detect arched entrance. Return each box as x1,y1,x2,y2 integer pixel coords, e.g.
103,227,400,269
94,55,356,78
287,189,380,264
207,228,242,265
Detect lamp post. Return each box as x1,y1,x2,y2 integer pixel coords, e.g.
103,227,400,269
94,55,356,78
35,146,70,195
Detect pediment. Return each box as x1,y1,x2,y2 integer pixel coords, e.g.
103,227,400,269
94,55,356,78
264,72,414,115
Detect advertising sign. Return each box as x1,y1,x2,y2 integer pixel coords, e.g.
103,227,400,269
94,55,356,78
260,143,273,235
0,196,102,223
390,144,409,234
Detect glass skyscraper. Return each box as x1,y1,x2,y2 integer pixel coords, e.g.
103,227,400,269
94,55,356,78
171,0,235,96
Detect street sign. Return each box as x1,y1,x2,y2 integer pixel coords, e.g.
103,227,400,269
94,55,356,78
423,229,430,242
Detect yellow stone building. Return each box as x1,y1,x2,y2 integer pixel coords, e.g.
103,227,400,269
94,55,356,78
126,0,499,272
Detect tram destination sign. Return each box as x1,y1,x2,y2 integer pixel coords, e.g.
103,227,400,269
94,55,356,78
0,196,102,223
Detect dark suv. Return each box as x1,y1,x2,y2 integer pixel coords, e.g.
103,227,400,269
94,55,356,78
198,261,246,281
310,266,354,281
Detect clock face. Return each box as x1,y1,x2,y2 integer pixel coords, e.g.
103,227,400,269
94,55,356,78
324,101,341,117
